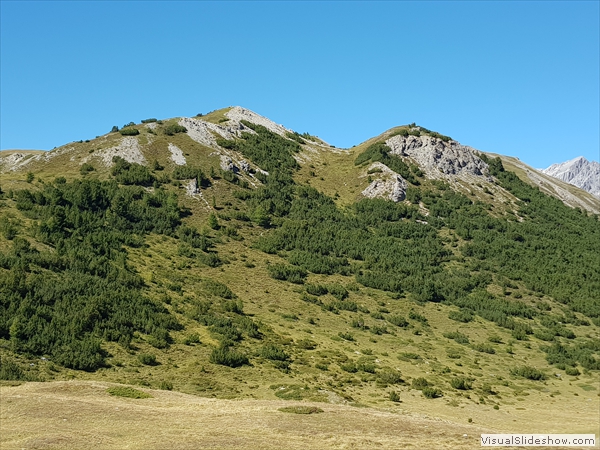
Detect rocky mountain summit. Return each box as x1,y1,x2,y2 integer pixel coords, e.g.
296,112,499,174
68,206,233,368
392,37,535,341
541,156,600,199
385,134,489,180
1,107,599,214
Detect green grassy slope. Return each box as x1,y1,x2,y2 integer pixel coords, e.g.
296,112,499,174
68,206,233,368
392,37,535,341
0,113,598,433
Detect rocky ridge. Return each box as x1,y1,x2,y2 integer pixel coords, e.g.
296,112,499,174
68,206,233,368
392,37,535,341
540,156,600,199
1,107,599,214
385,134,489,180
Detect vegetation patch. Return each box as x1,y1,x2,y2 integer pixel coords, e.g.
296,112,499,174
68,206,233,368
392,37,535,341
209,346,249,368
510,366,546,381
163,124,187,135
278,406,324,414
450,377,472,390
119,127,140,136
106,386,152,399
1,178,184,370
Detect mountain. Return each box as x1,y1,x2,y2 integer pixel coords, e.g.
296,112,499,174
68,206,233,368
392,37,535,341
540,156,600,199
1,107,599,441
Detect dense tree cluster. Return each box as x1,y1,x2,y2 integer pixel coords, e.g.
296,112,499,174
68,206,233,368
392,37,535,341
230,125,599,370
0,178,186,370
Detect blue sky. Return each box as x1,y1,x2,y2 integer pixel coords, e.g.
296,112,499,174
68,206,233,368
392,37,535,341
1,1,598,168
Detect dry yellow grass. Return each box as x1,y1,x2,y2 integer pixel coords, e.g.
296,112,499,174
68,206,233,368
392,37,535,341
1,381,597,450
0,381,497,450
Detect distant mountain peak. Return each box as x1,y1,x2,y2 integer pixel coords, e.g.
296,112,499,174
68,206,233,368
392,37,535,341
540,156,600,198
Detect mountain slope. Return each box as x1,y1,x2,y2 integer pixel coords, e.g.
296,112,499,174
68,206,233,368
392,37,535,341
1,107,599,437
540,156,600,199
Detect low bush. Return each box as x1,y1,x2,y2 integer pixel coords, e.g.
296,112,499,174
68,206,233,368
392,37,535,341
305,284,328,296
80,163,95,174
340,362,358,373
261,344,289,361
398,352,421,361
267,263,307,284
408,310,428,325
183,333,201,345
326,284,348,300
565,366,580,376
411,377,429,389
443,331,470,345
198,252,222,268
119,127,140,136
296,339,317,350
370,325,388,335
377,368,403,386
472,342,496,354
171,165,209,187
422,387,443,398
202,279,236,299
357,361,376,373
164,124,187,135
111,156,155,186
209,346,248,367
0,359,28,381
510,366,546,380
387,315,409,327
450,377,472,390
106,386,152,399
448,309,474,323
338,332,355,341
138,354,157,366
389,391,401,402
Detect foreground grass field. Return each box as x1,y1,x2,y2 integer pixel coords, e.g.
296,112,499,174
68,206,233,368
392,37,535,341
3,380,597,450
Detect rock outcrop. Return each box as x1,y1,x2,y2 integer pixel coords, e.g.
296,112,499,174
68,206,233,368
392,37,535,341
168,144,186,166
225,106,290,137
361,162,408,202
385,134,489,179
93,137,147,167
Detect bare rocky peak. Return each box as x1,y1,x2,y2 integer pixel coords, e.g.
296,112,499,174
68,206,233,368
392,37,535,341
385,134,489,180
225,106,291,137
179,116,242,149
181,106,293,151
540,156,600,199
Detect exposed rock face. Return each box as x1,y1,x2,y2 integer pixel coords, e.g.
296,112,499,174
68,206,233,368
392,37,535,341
220,155,239,173
94,137,147,167
239,160,250,173
540,156,600,198
181,107,290,151
361,162,408,202
385,135,489,179
225,106,290,137
168,143,186,166
186,178,199,195
0,152,28,171
179,117,237,148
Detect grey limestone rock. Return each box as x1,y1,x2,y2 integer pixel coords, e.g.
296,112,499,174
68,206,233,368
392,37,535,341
361,162,408,202
385,134,489,179
541,156,600,199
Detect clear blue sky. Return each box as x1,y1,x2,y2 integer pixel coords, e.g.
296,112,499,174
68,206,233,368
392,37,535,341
1,1,598,168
